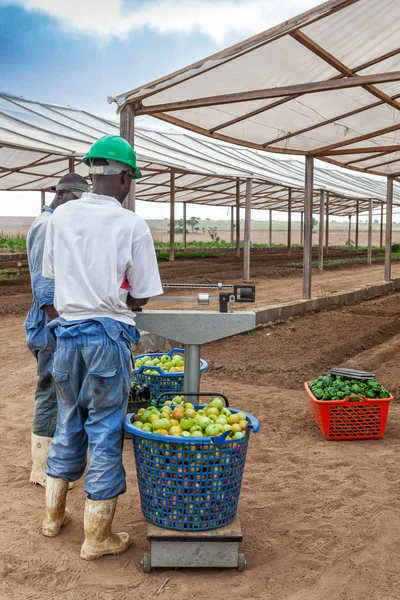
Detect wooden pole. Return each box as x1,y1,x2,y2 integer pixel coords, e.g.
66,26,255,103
367,199,373,265
287,189,292,256
182,202,187,250
40,190,46,209
380,203,384,249
68,156,75,173
120,105,135,211
269,209,273,248
169,171,175,262
318,190,325,270
230,205,234,248
348,215,352,246
303,156,314,299
236,179,240,258
355,200,359,250
385,177,393,281
325,191,329,255
243,178,252,282
300,212,304,247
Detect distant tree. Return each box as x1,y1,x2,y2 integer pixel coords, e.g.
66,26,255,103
208,226,220,242
168,218,187,234
187,216,201,232
374,220,378,224
312,217,318,232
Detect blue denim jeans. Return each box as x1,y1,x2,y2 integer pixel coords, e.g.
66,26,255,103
46,321,133,500
25,315,58,437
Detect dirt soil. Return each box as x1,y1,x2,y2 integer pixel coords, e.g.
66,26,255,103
2,250,400,317
2,289,400,599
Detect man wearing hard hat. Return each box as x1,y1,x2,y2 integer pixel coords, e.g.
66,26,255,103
25,173,90,487
41,135,162,560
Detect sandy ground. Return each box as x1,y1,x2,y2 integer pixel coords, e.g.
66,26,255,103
2,283,400,599
1,249,400,317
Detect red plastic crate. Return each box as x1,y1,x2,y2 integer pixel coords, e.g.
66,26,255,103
305,381,394,441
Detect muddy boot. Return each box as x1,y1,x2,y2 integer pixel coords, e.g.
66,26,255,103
80,497,130,561
30,433,53,487
42,476,71,537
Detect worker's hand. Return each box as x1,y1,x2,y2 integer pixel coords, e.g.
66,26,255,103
43,305,59,321
127,295,148,310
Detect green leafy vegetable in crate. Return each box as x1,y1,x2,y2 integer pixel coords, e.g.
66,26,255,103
309,375,390,401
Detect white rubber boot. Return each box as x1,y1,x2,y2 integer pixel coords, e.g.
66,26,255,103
30,433,52,487
80,497,130,561
30,433,73,489
42,476,71,537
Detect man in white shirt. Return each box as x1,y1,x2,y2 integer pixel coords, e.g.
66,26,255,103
41,135,163,561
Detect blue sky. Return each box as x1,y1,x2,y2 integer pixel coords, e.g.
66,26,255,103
0,0,326,219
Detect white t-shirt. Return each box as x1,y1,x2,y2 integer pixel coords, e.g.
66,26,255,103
42,192,163,325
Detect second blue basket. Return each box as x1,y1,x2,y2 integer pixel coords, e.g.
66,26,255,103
133,348,208,405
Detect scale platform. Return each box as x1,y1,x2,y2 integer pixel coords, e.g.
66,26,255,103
142,515,246,572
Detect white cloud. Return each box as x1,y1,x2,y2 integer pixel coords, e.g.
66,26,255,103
0,0,320,43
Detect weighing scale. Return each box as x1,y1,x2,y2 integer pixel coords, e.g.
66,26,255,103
134,283,257,572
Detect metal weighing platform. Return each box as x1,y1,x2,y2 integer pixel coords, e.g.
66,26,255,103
142,516,246,572
135,283,256,572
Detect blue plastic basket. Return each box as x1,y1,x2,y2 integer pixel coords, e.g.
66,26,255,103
123,406,260,531
133,348,208,406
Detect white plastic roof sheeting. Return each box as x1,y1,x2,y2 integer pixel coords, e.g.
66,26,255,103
0,91,399,216
115,0,400,178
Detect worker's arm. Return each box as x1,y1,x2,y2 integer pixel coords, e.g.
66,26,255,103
126,223,163,303
43,305,59,321
29,215,57,320
127,295,149,310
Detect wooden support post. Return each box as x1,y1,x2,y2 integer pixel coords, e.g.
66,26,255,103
318,190,325,270
169,171,175,262
235,179,240,258
300,212,304,247
325,192,329,255
303,156,314,300
40,190,46,209
367,199,373,265
380,203,384,249
230,205,234,248
243,178,252,282
355,200,359,250
348,216,352,246
287,189,292,256
182,202,187,250
269,209,273,248
68,156,75,173
120,105,135,211
385,177,393,282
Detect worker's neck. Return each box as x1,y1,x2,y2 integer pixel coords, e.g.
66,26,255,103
92,182,124,204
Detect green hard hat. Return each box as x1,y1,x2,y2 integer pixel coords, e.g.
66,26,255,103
83,135,142,179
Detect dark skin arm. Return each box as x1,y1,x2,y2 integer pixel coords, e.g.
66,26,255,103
43,305,59,321
127,295,149,310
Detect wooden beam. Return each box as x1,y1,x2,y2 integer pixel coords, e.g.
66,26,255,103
348,215,352,246
287,189,292,256
325,192,329,254
136,72,400,115
230,205,234,248
68,157,75,173
367,199,373,265
323,145,400,156
236,179,241,258
355,200,359,250
269,209,273,248
313,124,400,156
318,190,325,270
40,190,46,209
169,171,175,262
120,104,136,211
385,178,393,282
303,156,314,299
300,211,304,247
380,203,384,249
182,202,187,249
243,178,252,282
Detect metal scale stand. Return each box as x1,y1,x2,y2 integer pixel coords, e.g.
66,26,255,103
135,283,256,572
